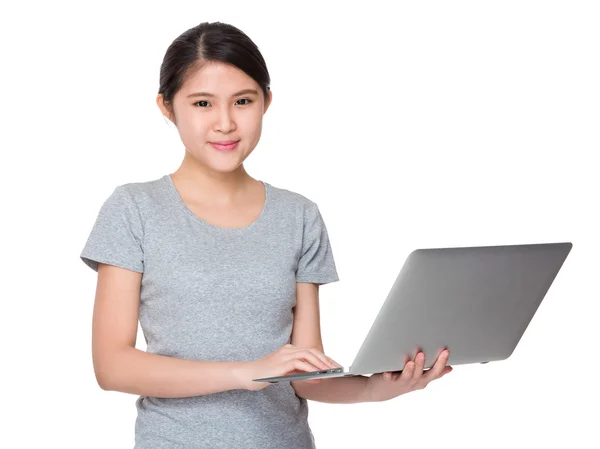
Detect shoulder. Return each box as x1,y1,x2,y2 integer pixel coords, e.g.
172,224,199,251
110,174,170,210
265,182,328,231
116,174,166,199
266,181,319,211
96,175,168,227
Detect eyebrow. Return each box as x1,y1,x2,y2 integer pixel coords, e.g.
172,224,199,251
186,88,259,98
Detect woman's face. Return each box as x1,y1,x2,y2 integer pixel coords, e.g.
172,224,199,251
158,61,272,173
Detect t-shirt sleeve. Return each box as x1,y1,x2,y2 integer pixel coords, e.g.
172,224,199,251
295,202,340,285
80,185,144,273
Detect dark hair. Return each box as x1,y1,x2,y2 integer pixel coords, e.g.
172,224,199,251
158,22,271,123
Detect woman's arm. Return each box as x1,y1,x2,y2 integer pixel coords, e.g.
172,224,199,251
290,282,372,403
99,347,246,398
93,263,246,398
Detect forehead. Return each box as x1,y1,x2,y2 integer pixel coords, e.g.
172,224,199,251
181,61,257,93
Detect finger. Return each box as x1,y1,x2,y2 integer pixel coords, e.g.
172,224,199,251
308,349,340,369
400,361,415,381
285,350,327,371
293,350,330,370
325,355,343,368
304,349,335,370
412,352,425,380
284,343,342,369
289,359,323,375
392,353,411,381
423,350,450,381
441,366,453,376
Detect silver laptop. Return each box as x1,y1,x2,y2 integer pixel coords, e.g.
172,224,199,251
254,242,572,383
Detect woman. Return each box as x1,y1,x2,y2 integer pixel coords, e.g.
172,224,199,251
80,21,451,449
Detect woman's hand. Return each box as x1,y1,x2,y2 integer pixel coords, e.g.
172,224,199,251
239,344,342,391
365,350,453,402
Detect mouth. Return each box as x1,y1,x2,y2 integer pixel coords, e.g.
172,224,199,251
209,140,239,151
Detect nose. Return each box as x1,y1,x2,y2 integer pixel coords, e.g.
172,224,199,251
214,105,236,133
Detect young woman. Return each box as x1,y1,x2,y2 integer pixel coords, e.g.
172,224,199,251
80,21,452,449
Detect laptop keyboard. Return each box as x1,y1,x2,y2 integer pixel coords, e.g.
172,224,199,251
313,367,343,374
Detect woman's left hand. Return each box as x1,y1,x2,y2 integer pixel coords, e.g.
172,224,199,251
365,350,453,402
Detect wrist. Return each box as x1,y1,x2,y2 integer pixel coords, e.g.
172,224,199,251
363,376,388,403
231,361,251,390
363,376,375,402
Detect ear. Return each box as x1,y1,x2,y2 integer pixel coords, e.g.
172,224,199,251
156,93,175,124
263,89,273,114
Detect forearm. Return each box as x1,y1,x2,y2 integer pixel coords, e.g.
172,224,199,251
97,347,246,398
292,375,371,404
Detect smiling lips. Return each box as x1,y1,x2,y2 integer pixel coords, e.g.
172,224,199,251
210,140,239,151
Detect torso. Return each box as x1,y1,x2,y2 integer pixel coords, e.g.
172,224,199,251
82,173,337,448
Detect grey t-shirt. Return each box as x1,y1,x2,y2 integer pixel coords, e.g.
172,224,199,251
80,174,339,449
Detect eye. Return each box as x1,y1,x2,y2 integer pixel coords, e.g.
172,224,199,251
193,98,253,108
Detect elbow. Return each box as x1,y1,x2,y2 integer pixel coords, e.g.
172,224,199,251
95,368,115,391
93,355,119,391
93,346,131,392
97,373,114,391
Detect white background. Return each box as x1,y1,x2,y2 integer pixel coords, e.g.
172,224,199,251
2,1,598,447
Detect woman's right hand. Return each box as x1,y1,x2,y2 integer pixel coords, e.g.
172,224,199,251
238,344,342,391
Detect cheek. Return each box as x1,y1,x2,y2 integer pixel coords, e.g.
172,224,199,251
178,118,209,141
239,112,263,137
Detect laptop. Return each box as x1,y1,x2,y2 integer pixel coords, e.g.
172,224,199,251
253,242,572,383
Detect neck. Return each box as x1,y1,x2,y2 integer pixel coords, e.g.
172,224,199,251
170,152,256,206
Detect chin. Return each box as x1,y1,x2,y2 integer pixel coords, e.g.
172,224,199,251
207,160,245,173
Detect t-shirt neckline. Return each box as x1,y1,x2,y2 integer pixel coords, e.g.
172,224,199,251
163,174,270,232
